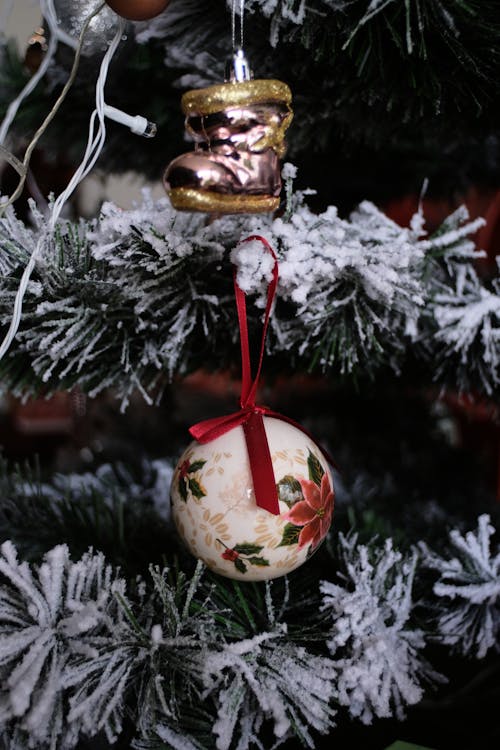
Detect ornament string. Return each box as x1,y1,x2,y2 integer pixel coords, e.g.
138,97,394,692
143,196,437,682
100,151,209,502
190,235,336,516
236,238,278,409
231,0,245,51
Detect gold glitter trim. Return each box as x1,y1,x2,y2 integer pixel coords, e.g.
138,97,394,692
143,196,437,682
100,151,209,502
181,79,292,116
168,188,279,214
252,110,293,158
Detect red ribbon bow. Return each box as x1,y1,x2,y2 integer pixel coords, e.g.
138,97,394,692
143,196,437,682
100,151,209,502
190,235,331,516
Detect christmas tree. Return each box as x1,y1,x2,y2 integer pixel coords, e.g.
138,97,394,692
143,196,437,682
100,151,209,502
0,2,499,749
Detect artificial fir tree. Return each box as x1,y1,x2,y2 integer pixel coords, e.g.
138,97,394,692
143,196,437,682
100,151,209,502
0,2,500,749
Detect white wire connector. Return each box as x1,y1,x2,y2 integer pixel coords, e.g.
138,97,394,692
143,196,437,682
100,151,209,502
103,105,157,138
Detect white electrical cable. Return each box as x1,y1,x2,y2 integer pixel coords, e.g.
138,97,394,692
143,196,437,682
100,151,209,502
0,1,109,147
0,13,125,362
0,0,60,146
46,0,79,50
49,17,124,230
0,0,15,32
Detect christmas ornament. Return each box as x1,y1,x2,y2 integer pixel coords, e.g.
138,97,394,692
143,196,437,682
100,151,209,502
164,55,293,214
52,0,124,55
172,417,334,581
105,0,171,21
171,237,335,580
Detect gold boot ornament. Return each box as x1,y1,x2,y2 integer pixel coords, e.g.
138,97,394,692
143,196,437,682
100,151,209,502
164,53,293,215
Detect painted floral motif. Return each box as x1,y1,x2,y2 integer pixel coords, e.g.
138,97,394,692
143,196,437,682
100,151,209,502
177,458,207,502
283,473,334,550
217,539,270,575
217,471,255,513
277,450,334,552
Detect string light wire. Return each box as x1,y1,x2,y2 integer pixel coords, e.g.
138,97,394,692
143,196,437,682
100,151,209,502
0,0,15,36
0,6,124,362
0,3,106,214
0,0,60,147
49,16,125,231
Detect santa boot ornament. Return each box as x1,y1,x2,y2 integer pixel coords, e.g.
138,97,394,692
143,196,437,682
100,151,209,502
164,50,293,215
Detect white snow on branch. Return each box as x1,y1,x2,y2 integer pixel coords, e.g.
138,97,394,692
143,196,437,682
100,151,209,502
430,265,500,394
0,542,129,748
421,514,500,658
0,205,37,277
230,239,276,295
201,628,337,750
321,534,440,724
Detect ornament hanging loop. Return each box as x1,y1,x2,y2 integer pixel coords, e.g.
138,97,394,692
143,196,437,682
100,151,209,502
231,0,246,53
227,0,252,81
234,236,278,410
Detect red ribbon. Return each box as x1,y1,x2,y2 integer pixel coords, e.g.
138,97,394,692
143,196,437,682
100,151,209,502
190,235,332,516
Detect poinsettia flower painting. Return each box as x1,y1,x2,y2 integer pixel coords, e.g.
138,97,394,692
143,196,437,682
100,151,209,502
283,473,334,550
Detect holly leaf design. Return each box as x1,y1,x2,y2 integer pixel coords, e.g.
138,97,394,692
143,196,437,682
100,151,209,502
178,477,188,502
188,460,206,473
188,478,206,499
234,558,247,574
248,556,270,567
233,543,264,555
307,450,325,487
277,475,304,507
277,523,301,547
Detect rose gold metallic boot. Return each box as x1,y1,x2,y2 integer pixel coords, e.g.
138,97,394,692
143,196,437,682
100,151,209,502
164,79,293,214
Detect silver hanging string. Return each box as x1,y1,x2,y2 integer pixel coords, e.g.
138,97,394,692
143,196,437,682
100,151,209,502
227,0,251,81
231,0,245,52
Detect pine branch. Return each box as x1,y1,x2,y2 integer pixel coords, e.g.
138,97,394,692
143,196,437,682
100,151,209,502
0,539,338,750
0,457,499,748
0,455,177,576
321,533,443,724
1,190,496,407
421,514,500,658
423,257,500,396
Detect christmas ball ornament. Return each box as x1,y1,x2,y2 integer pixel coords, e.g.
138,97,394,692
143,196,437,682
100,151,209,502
52,0,122,55
105,0,171,21
164,78,293,214
171,417,334,581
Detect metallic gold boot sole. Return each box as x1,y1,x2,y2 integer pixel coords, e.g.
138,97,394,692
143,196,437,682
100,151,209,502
168,188,280,214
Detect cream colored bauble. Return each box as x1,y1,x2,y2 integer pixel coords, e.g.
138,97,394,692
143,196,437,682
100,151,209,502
171,417,334,581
